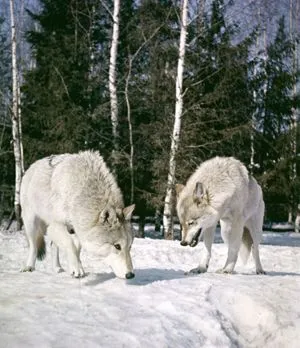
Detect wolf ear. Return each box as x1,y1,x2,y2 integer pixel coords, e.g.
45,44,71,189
123,204,135,221
175,184,185,198
193,182,204,204
99,209,110,224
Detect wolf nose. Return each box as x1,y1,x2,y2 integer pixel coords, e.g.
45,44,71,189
125,272,135,279
180,241,188,246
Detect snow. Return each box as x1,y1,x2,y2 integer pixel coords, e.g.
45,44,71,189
1,226,300,348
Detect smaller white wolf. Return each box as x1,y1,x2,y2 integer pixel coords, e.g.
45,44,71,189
20,150,135,279
176,156,265,274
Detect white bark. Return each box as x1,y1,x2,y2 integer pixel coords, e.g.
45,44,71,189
250,7,262,175
17,79,24,175
125,56,134,203
10,0,24,229
109,0,120,166
289,0,299,223
163,0,189,239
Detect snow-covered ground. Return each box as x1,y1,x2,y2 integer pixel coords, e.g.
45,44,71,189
1,226,300,348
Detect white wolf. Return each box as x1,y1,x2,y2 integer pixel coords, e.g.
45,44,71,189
20,150,135,279
176,156,265,274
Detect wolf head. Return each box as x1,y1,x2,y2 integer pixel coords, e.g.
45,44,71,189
83,204,135,279
176,182,218,247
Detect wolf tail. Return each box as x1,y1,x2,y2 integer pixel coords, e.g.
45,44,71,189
36,233,46,260
239,227,253,264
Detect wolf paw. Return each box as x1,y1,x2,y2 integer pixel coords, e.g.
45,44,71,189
256,269,266,275
216,268,233,274
185,266,207,275
70,265,85,278
54,266,64,274
20,266,35,272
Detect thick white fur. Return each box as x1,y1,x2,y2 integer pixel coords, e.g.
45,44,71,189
176,156,265,274
20,150,135,279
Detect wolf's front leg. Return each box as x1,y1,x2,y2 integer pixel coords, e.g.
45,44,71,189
47,223,85,278
189,227,215,274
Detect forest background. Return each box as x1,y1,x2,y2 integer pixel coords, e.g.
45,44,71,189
0,0,299,238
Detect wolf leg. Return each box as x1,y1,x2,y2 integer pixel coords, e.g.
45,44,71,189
244,222,265,274
219,218,243,274
189,227,215,274
247,214,265,274
51,242,64,273
252,242,265,274
21,216,46,272
47,223,85,278
71,233,82,258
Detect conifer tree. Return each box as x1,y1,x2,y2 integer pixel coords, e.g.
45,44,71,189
177,0,254,181
253,17,300,220
21,0,103,164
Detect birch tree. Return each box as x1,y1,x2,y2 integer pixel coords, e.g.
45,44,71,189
289,0,299,222
163,0,189,239
109,0,120,170
9,0,24,229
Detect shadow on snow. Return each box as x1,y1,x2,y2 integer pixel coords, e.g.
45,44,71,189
84,268,187,287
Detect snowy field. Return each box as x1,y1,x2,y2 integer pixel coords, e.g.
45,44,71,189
1,225,300,348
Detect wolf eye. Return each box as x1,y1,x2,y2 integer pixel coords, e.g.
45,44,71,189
114,244,121,250
188,220,194,226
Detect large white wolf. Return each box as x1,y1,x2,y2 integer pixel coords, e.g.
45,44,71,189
176,156,265,274
20,150,135,279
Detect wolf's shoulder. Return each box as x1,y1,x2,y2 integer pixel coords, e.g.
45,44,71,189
187,156,248,187
196,156,246,174
199,156,244,169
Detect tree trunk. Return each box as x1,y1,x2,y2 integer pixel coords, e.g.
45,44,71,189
109,0,120,170
125,56,135,204
288,0,298,223
136,215,145,238
10,0,24,230
163,0,189,240
154,209,161,233
250,8,261,175
123,23,164,205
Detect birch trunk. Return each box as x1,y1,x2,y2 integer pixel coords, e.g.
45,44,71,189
250,8,261,175
109,0,120,169
163,0,189,240
10,0,24,230
289,0,298,223
125,56,134,204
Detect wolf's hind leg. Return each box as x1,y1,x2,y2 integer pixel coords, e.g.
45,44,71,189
21,216,46,272
219,218,243,274
248,199,265,274
51,242,64,273
247,223,265,274
252,242,265,274
47,223,85,278
72,233,82,258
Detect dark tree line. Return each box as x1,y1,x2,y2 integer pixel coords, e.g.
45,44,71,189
1,0,299,225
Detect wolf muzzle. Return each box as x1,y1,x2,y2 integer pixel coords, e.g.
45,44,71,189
180,228,202,247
